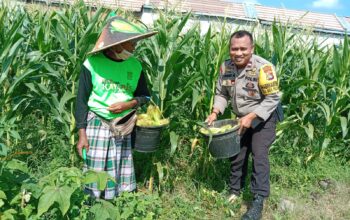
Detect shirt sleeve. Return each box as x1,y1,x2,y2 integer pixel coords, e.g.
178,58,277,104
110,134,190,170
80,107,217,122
133,71,150,108
253,64,281,121
75,65,92,129
213,63,230,114
252,92,281,121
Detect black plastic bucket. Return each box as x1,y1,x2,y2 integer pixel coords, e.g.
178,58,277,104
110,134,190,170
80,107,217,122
202,119,240,159
134,125,164,152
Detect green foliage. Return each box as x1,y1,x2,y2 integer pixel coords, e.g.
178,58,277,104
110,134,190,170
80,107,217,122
83,170,115,191
0,0,349,219
0,0,107,168
0,160,163,219
89,200,120,220
137,11,198,114
37,185,75,216
113,192,162,219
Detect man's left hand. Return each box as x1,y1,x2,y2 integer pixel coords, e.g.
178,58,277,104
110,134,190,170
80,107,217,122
238,112,257,135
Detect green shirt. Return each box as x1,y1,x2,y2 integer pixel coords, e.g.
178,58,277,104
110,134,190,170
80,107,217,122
83,53,142,119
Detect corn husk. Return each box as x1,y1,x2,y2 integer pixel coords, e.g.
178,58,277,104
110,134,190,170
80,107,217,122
200,124,237,135
136,105,169,127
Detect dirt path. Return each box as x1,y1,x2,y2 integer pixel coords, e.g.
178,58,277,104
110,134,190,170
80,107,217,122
261,180,350,219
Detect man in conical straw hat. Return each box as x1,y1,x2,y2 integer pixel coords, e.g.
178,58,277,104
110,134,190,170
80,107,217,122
75,14,157,199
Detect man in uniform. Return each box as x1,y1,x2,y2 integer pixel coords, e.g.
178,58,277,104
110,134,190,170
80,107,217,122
206,30,281,220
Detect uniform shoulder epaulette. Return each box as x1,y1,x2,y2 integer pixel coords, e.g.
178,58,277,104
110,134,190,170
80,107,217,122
224,59,232,65
219,59,232,74
254,55,271,66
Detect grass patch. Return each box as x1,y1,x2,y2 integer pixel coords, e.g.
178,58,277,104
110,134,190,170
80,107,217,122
145,155,350,219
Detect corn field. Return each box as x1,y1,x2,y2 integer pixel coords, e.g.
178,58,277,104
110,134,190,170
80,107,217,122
0,0,349,219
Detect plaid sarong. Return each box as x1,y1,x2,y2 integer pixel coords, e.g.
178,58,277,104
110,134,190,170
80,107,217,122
84,112,136,199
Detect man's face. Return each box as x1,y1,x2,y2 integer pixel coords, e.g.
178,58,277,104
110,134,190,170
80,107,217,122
229,35,254,68
120,40,137,53
110,40,137,53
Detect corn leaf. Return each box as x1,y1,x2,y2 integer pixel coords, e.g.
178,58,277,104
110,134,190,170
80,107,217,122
170,131,179,156
340,116,348,138
303,123,314,141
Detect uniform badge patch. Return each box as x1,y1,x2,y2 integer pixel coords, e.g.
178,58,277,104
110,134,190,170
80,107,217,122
259,64,279,95
246,67,257,76
262,65,275,80
245,82,255,88
243,82,258,97
248,90,257,97
222,79,235,86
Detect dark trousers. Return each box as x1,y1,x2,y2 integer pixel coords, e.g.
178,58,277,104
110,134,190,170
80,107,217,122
229,113,277,197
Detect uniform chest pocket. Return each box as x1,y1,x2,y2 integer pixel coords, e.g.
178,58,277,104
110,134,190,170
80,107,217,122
221,75,236,95
221,74,235,86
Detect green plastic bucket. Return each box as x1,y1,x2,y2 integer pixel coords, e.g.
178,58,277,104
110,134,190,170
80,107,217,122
134,125,165,153
202,119,240,159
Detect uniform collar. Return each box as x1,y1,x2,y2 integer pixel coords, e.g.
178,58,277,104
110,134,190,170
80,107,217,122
243,55,255,70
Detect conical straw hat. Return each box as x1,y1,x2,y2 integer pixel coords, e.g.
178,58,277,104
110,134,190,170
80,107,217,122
89,16,157,54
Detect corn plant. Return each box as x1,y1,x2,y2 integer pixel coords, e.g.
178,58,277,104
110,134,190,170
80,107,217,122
255,23,350,162
0,0,106,165
137,11,198,115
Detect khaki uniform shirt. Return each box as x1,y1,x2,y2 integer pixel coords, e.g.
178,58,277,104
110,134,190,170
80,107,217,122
213,54,281,121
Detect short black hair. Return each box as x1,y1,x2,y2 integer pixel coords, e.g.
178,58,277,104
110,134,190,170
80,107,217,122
230,30,254,45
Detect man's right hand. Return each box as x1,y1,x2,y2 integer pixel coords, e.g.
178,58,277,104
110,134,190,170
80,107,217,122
205,112,218,126
77,129,89,158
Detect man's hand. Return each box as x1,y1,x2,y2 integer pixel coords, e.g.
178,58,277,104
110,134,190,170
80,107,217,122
205,109,220,125
107,100,137,114
205,112,218,125
238,112,257,135
77,129,89,158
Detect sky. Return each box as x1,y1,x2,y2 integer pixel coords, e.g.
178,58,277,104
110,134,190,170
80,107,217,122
228,0,350,17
